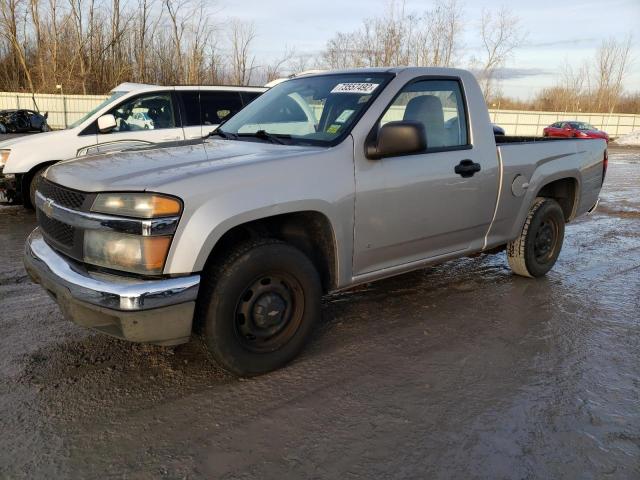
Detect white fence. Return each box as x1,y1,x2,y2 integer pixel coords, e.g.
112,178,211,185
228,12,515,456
1,90,639,137
0,92,107,129
488,109,640,137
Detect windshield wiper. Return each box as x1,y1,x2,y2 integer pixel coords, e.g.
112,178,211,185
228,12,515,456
238,130,291,145
206,118,238,140
208,128,238,140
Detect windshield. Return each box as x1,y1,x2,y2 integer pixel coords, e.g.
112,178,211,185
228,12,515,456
218,73,393,146
68,91,127,129
570,122,595,130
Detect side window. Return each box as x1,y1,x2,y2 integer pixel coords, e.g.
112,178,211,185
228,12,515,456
179,91,201,126
200,91,243,125
380,79,468,149
107,93,176,132
241,91,262,106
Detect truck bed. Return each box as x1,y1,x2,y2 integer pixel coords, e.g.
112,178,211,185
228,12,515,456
494,135,570,144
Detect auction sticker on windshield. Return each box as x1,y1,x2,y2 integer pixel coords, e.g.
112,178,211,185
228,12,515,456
331,83,379,94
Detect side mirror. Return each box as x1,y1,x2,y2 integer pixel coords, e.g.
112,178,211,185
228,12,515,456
366,121,427,160
97,114,117,133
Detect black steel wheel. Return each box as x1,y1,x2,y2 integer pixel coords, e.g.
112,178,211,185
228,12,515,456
234,271,305,353
533,217,560,264
507,197,565,277
197,239,322,376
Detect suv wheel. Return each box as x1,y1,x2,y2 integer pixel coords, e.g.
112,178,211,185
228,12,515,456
26,166,48,209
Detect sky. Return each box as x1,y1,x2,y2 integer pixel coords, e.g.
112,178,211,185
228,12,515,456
219,0,640,100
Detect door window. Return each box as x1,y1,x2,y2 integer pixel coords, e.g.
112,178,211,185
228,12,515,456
179,91,201,126
241,91,262,106
380,80,469,150
107,93,176,132
200,91,243,125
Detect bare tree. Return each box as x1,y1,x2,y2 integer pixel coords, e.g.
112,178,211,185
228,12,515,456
164,0,187,82
474,6,526,100
228,19,256,85
593,35,633,113
0,0,35,91
261,46,296,83
322,0,463,70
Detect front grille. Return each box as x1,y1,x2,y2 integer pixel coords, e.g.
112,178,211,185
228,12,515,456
38,179,87,210
38,212,76,248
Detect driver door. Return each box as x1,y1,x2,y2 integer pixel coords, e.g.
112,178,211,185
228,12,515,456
353,79,498,276
92,91,184,154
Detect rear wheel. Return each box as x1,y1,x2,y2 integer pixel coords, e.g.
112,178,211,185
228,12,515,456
197,239,322,376
507,197,565,278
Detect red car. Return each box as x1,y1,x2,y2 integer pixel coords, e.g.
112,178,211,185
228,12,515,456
543,121,609,142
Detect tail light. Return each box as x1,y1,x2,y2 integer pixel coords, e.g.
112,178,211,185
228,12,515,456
602,149,608,183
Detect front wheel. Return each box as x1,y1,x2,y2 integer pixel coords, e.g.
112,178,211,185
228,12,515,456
26,166,48,209
197,239,322,376
507,197,565,277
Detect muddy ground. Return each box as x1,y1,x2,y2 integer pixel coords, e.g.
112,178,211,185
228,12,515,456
0,148,638,479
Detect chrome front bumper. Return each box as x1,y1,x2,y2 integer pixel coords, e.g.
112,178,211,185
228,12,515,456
24,228,200,345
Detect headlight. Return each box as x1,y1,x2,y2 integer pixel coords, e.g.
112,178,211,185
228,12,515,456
84,230,172,275
0,149,10,167
91,193,182,218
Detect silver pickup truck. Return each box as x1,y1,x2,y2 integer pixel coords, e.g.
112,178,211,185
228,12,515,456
24,67,607,376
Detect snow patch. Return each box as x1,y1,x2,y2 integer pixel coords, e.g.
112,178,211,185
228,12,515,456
614,130,640,146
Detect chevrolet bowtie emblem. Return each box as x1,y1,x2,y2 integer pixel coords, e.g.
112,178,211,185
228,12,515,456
42,198,54,217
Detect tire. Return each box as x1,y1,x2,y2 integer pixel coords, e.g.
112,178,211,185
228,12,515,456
507,197,565,278
26,166,48,210
197,239,322,376
40,123,50,132
16,118,29,131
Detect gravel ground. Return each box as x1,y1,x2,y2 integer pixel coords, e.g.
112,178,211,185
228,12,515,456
0,148,638,479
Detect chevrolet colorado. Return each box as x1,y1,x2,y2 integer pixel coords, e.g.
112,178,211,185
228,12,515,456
24,67,607,376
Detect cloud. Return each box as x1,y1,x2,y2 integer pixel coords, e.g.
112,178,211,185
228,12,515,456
523,37,599,48
471,67,552,80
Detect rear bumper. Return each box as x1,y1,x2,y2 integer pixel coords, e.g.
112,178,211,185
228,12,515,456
24,228,200,345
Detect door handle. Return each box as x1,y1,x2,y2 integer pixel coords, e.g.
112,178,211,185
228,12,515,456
454,159,481,178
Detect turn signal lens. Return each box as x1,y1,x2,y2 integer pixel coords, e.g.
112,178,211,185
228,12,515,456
0,149,10,166
91,193,182,218
84,230,172,275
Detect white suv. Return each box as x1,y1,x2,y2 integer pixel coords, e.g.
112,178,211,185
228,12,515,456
0,83,266,207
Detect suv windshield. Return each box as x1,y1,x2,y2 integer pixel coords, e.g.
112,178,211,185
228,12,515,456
68,91,127,129
218,73,393,146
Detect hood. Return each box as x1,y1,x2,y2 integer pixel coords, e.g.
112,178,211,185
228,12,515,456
45,139,324,192
586,130,608,137
0,129,68,149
